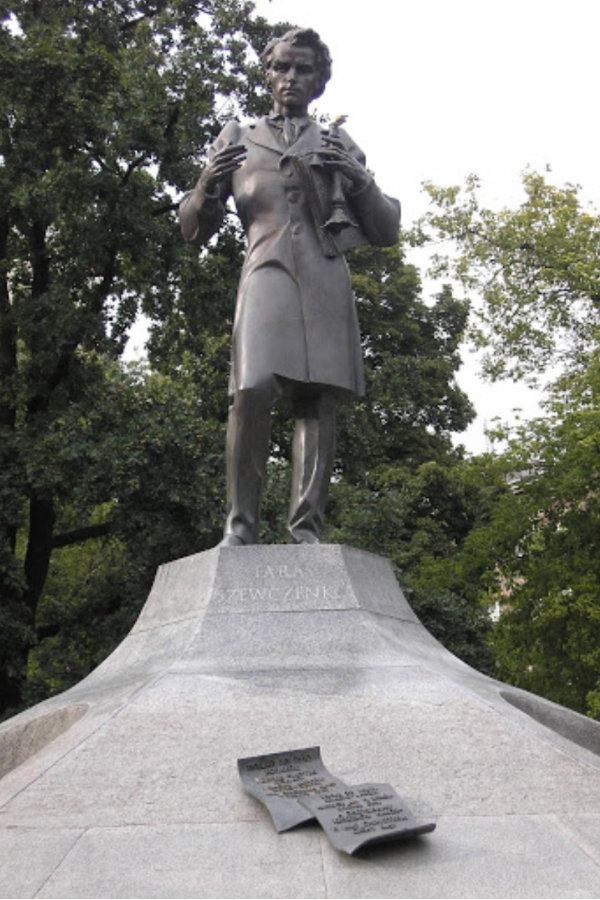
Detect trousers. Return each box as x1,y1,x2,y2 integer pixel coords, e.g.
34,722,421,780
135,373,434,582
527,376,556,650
222,383,337,544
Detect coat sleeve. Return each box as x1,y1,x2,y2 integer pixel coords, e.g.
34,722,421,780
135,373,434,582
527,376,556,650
179,120,241,245
339,129,401,248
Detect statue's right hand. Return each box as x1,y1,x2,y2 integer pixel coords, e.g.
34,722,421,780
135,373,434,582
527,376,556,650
198,143,247,194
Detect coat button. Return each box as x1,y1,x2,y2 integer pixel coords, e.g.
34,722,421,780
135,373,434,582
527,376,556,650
291,224,302,236
287,190,299,203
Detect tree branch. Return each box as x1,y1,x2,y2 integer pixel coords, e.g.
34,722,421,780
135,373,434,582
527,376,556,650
152,202,178,217
121,153,150,184
23,494,55,617
0,213,16,430
52,521,111,548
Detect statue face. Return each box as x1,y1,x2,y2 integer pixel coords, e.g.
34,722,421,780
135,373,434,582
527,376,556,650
266,43,321,117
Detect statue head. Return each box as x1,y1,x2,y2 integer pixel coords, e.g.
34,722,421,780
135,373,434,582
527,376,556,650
262,28,332,102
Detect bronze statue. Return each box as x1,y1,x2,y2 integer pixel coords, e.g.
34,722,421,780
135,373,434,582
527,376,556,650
180,28,400,546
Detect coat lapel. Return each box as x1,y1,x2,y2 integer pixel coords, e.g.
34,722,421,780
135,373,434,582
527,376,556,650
246,117,323,158
246,118,285,154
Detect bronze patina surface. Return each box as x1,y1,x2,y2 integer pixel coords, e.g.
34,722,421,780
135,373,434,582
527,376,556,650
237,745,347,832
300,781,436,855
180,29,400,546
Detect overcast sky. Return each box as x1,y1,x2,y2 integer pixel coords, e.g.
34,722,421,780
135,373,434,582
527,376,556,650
253,0,600,452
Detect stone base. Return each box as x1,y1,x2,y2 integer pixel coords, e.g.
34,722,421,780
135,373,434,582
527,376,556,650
1,545,600,897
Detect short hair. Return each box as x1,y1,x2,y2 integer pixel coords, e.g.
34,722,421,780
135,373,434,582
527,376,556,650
261,28,332,100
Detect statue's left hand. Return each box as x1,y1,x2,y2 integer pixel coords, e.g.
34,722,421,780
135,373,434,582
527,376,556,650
312,132,373,191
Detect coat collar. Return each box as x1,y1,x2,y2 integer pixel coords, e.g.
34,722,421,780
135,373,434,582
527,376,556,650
246,116,321,156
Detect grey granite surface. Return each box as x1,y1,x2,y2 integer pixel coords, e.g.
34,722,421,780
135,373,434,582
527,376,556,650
1,545,600,898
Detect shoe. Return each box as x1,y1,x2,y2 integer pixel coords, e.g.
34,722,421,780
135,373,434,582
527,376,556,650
288,530,320,545
218,534,246,547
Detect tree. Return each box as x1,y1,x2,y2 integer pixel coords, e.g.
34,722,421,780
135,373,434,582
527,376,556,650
0,0,278,714
21,354,229,708
338,242,475,477
409,170,600,715
411,360,600,717
1,3,494,715
485,360,600,717
411,171,600,383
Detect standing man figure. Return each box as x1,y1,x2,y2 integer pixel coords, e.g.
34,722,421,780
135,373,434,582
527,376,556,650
180,28,400,546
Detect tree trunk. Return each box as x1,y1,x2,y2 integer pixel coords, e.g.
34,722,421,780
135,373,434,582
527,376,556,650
1,220,57,713
0,213,17,556
22,494,56,619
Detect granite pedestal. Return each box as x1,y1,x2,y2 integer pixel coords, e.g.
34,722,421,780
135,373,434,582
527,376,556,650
2,545,600,898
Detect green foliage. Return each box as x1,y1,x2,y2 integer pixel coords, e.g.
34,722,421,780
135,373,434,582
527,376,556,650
0,0,280,714
407,167,600,714
24,528,128,707
21,357,228,709
146,221,244,409
336,242,474,478
406,168,600,715
483,358,600,717
411,171,600,383
0,3,495,715
324,457,498,676
420,359,600,717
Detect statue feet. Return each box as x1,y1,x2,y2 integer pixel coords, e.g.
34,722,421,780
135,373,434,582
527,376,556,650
219,534,246,547
288,529,320,545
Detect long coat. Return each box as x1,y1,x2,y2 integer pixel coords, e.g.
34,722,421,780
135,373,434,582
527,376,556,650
180,116,400,399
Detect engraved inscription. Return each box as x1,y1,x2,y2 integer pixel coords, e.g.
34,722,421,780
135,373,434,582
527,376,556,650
315,785,410,834
242,747,342,799
214,562,349,606
254,564,305,579
299,781,436,855
248,760,339,799
238,746,348,833
215,583,343,603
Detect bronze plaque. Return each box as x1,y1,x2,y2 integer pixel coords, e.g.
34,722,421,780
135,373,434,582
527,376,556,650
237,746,347,832
299,782,436,855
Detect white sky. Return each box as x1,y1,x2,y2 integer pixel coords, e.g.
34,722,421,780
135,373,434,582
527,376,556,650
252,0,600,452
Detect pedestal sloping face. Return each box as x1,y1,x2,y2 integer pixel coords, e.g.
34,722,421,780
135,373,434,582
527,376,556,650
1,545,600,898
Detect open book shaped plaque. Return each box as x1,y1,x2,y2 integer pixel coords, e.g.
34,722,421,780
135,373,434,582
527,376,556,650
238,747,436,854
